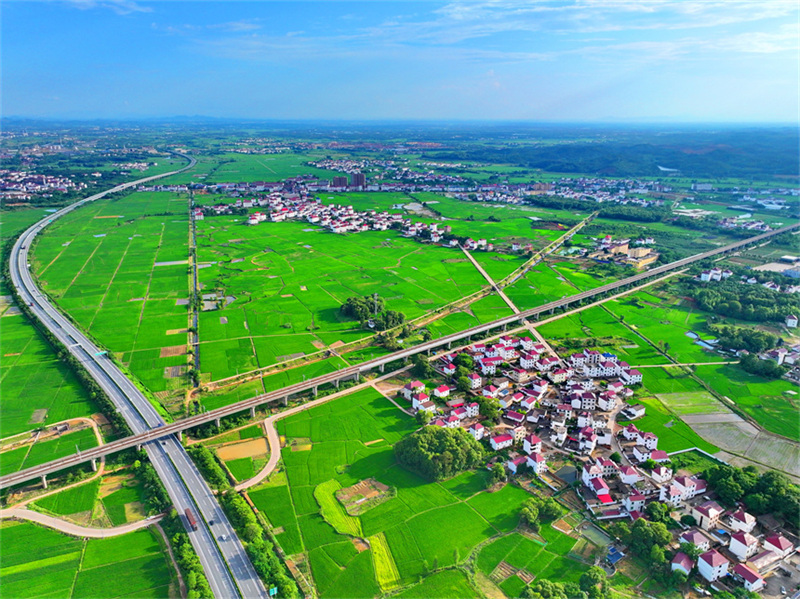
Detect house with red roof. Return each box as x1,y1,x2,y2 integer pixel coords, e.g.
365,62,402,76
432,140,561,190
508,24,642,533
618,465,641,485
401,381,425,400
671,552,694,576
506,456,528,474
693,501,724,531
469,422,485,441
698,550,729,582
466,402,479,418
505,411,525,425
763,534,795,559
527,452,547,475
523,434,542,455
490,434,514,451
732,563,765,592
433,384,450,399
591,477,612,503
442,363,456,376
681,529,711,552
412,393,431,410
729,509,756,534
623,492,646,513
729,532,760,562
467,373,482,389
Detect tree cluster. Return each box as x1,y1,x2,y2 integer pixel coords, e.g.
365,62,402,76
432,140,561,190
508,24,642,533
739,353,789,379
709,323,778,354
394,426,484,481
521,578,590,599
220,492,300,598
690,279,800,323
704,465,800,527
162,513,214,599
341,294,385,321
519,495,563,531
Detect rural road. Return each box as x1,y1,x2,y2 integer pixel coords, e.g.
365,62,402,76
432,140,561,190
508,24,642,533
0,507,164,538
235,366,412,491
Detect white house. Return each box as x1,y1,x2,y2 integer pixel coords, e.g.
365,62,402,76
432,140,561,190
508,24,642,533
659,483,684,508
729,532,759,562
698,550,729,582
692,501,724,531
433,385,450,399
550,426,567,445
412,393,431,410
469,422,485,441
762,534,795,559
681,529,711,552
526,452,548,475
490,434,514,451
633,445,651,462
638,431,658,450
673,476,708,501
729,509,757,534
621,424,640,441
650,465,673,484
787,314,798,328
442,362,456,376
620,369,643,384
466,402,480,418
401,381,425,400
732,564,765,593
590,477,612,502
482,385,500,399
671,552,694,576
582,463,604,487
445,415,460,429
623,492,646,513
467,373,482,389
619,465,641,485
523,434,542,455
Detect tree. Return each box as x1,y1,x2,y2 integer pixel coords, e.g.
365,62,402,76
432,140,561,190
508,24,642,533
475,395,501,423
454,353,474,369
416,410,432,425
455,365,471,380
679,542,701,561
645,501,670,523
457,376,472,393
520,501,540,531
395,426,484,481
609,452,622,464
413,354,434,379
489,463,506,487
579,566,607,598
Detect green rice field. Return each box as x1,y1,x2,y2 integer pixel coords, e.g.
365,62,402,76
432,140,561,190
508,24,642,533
251,387,545,597
0,522,177,599
31,191,192,393
0,427,99,476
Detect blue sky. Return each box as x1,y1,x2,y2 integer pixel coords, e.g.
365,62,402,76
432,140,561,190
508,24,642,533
3,0,798,122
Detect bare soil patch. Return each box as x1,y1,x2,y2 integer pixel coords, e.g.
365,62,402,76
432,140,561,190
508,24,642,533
166,328,189,335
363,439,384,446
217,438,269,461
124,501,146,522
29,409,48,424
311,340,326,350
336,478,395,516
352,538,369,553
164,365,187,379
160,345,187,358
329,340,345,349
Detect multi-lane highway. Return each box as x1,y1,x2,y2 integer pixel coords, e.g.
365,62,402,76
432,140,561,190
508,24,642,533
4,219,798,493
7,158,266,599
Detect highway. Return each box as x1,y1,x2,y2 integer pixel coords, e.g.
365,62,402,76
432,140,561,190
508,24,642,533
4,219,798,493
7,158,266,599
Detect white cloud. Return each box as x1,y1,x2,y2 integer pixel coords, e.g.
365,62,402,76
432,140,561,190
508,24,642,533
64,0,152,16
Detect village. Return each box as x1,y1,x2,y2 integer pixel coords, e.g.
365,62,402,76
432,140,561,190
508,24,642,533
393,334,798,598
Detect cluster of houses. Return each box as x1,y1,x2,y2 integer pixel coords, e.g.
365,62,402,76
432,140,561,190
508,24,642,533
0,170,86,201
718,217,773,231
546,177,669,207
669,504,797,593
696,267,800,294
395,335,655,490
587,235,661,270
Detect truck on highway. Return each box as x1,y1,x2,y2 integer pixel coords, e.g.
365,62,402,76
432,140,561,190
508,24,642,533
184,508,198,531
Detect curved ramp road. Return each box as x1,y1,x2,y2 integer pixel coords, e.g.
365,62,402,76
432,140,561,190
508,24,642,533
8,157,266,599
0,508,165,538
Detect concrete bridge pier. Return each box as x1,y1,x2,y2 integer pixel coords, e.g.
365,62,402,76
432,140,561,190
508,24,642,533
250,406,256,418
41,475,47,489
502,324,507,331
137,444,142,452
333,379,340,389
177,431,183,442
379,364,385,373
90,458,97,472
354,372,360,382
215,418,221,428
447,341,452,350
282,396,288,407
312,386,318,396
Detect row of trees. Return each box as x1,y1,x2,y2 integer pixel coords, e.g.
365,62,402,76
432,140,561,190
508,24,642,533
519,495,563,531
520,568,608,599
220,492,300,598
186,445,230,491
394,427,484,481
340,294,407,331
